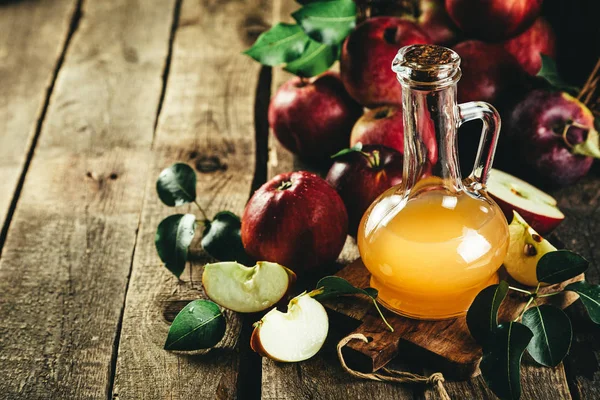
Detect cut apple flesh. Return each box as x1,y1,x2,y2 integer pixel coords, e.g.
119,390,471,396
202,261,295,313
251,293,329,362
503,211,557,287
487,169,564,234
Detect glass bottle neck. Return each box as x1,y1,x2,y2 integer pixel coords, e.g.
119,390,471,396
402,82,462,190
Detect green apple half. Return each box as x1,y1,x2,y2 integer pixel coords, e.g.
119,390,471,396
504,211,557,287
202,261,296,313
251,293,329,362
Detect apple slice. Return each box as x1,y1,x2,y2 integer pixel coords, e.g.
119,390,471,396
487,169,564,234
504,211,557,287
251,293,329,362
202,261,296,313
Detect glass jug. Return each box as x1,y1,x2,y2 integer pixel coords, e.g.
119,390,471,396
357,45,510,320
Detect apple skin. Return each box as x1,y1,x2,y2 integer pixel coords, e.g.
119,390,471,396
453,40,525,105
326,145,404,235
502,18,556,76
489,195,563,235
507,90,598,187
445,0,543,41
268,72,363,161
411,0,460,45
350,106,404,154
241,171,348,274
340,17,431,108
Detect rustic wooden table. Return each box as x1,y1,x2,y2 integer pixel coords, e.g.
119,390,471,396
1,0,599,399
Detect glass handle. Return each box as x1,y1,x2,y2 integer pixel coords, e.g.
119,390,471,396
457,101,501,189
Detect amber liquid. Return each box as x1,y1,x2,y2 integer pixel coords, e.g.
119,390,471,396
357,178,509,319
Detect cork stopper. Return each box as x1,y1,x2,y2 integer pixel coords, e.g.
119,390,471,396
392,44,461,89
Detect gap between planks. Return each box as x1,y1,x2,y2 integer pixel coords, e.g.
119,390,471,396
0,0,83,257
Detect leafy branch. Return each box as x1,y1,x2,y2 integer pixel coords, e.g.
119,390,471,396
155,163,253,278
243,0,356,77
467,249,599,399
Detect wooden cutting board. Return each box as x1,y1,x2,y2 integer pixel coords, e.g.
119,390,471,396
322,259,583,380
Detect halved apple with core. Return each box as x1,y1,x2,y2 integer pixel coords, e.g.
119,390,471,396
251,293,329,362
504,211,557,287
487,169,564,234
202,261,296,313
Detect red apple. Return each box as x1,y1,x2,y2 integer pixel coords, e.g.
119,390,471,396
268,72,363,161
340,17,431,108
326,145,404,234
487,169,564,234
445,0,543,41
507,90,600,187
403,0,460,45
453,40,525,105
502,18,556,76
351,105,440,166
241,171,348,273
350,106,404,154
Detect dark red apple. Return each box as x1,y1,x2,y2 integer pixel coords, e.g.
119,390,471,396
268,72,363,161
507,89,600,187
350,106,404,154
241,171,348,273
445,0,543,41
402,0,460,45
502,18,556,76
453,40,525,105
326,145,404,234
487,169,564,234
340,17,431,108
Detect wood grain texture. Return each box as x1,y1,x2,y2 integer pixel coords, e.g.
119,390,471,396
0,0,176,398
111,0,272,398
328,260,580,386
552,173,600,400
0,0,78,237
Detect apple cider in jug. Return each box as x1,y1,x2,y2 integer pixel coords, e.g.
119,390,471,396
357,45,510,320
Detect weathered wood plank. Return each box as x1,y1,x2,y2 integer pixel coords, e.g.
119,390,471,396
553,173,600,399
0,0,78,242
0,0,176,398
111,0,272,398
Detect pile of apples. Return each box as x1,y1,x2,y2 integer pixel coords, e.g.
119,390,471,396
270,0,599,189
216,0,599,363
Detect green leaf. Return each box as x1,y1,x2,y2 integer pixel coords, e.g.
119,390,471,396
522,305,572,367
292,0,356,45
164,300,226,351
565,281,600,324
466,281,509,344
572,125,600,159
536,250,589,284
312,276,377,300
331,142,363,159
155,214,196,277
312,276,393,332
243,23,309,67
156,163,197,207
480,322,533,400
537,55,580,95
201,211,254,265
284,38,338,77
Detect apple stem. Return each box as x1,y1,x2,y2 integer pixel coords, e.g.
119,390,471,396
538,291,561,298
508,286,532,295
361,150,381,169
371,298,394,332
514,296,535,322
277,180,293,190
577,58,600,105
193,200,210,221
